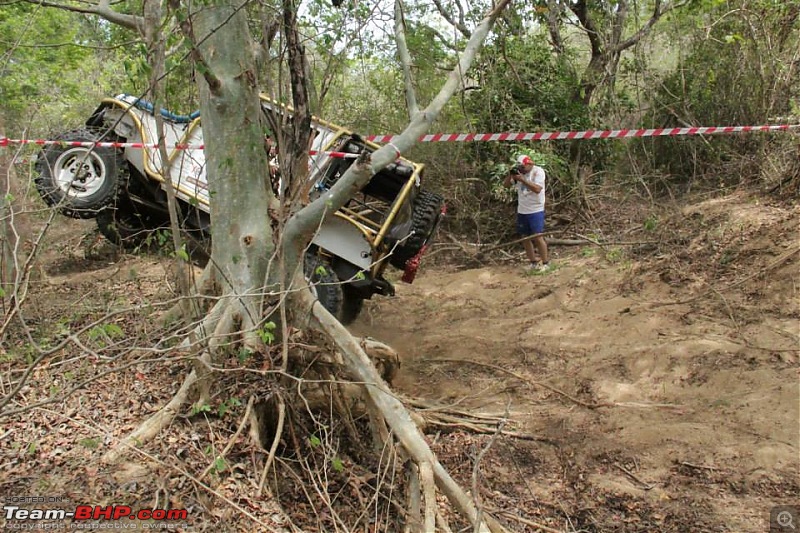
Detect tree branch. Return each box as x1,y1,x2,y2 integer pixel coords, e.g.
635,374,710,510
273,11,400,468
430,0,472,39
614,0,674,53
20,0,144,33
395,0,419,119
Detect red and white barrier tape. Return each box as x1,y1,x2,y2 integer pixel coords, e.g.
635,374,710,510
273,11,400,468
367,124,799,143
1,123,797,152
0,138,361,158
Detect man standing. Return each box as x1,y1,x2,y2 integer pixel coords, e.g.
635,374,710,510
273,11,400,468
504,154,549,272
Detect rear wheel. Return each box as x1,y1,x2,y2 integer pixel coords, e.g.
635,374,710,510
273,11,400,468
304,252,343,319
389,190,445,269
35,128,123,219
96,203,162,248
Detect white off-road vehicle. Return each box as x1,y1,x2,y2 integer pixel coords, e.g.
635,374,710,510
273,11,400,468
35,94,445,323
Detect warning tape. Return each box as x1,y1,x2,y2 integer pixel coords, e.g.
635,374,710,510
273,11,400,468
1,123,797,151
366,124,800,143
0,138,360,158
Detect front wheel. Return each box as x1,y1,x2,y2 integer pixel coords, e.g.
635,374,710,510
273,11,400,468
389,190,445,269
35,128,124,219
341,287,365,325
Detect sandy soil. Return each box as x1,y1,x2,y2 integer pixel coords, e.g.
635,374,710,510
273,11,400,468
350,192,799,532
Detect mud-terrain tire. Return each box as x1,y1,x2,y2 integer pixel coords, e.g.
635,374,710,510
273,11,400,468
96,203,161,248
341,287,364,325
35,128,123,219
305,252,344,320
389,190,445,269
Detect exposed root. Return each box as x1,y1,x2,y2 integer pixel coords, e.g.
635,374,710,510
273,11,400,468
199,395,255,481
103,299,233,464
256,393,286,497
404,397,554,442
102,351,209,464
304,289,510,533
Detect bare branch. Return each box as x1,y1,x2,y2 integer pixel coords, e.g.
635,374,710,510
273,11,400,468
431,0,472,39
19,0,145,33
395,0,419,119
614,0,679,53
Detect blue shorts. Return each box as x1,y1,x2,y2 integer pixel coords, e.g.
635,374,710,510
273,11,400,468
516,211,545,236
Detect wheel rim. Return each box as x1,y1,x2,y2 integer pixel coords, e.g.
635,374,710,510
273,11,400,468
53,148,107,198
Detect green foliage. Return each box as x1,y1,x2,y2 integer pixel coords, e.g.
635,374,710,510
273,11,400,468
0,3,133,133
217,397,241,418
87,323,125,347
191,403,212,416
237,347,253,364
636,0,799,186
257,321,276,345
78,438,100,449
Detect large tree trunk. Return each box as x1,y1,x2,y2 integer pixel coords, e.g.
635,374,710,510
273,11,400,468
192,3,276,350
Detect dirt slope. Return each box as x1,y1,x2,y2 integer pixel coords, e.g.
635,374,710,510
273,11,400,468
0,191,797,532
351,192,799,532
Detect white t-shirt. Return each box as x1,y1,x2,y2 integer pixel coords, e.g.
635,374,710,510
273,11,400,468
516,165,546,214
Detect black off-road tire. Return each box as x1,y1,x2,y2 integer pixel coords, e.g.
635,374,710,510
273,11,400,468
389,190,445,269
304,252,344,319
35,128,124,219
96,203,161,249
341,286,365,325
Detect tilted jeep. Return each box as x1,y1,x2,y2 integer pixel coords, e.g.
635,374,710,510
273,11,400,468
34,94,446,324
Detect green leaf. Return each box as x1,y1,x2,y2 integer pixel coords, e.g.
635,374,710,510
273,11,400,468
104,324,124,338
331,457,344,472
191,403,212,416
177,245,190,262
78,438,99,449
309,435,321,447
237,348,253,364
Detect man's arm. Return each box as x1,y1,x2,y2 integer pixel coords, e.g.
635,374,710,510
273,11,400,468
516,171,542,193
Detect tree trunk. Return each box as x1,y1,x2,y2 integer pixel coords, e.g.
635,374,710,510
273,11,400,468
192,3,276,349
0,117,16,297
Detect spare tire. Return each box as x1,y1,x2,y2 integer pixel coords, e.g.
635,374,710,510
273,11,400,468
35,128,123,219
389,190,445,269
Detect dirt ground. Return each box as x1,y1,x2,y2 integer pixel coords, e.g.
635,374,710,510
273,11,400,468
1,190,798,532
352,191,799,532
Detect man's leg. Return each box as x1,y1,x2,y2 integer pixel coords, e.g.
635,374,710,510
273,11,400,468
522,238,539,264
533,236,548,264
530,211,548,265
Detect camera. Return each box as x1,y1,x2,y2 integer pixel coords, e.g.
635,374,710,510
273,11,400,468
510,163,525,176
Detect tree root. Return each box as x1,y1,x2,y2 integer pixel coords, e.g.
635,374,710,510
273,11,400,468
305,290,509,533
103,298,233,464
102,351,209,464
